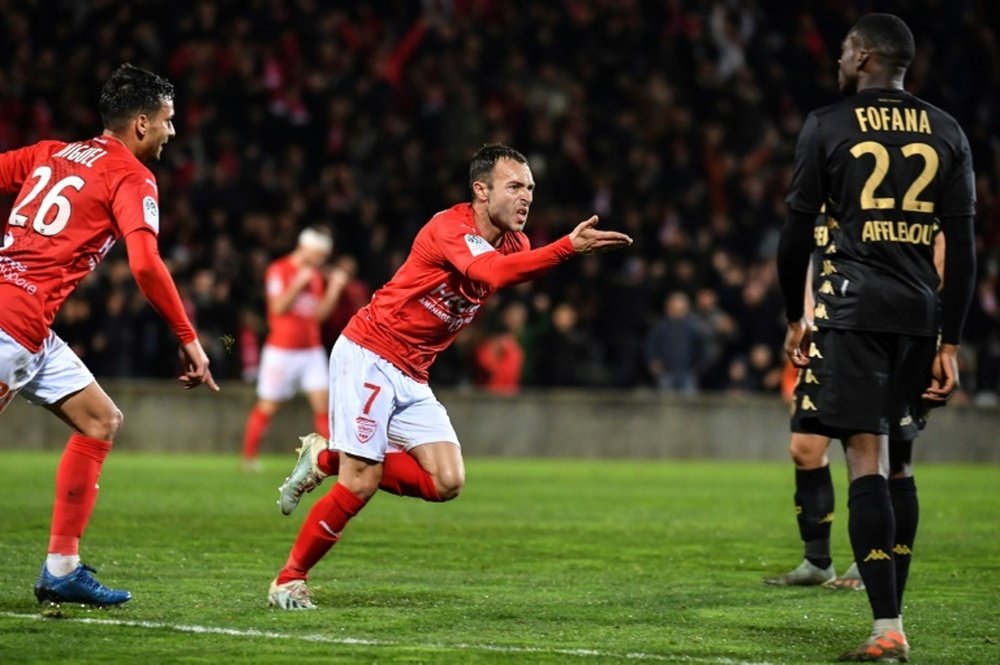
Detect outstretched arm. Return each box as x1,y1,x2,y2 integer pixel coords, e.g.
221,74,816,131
124,229,219,391
465,216,632,289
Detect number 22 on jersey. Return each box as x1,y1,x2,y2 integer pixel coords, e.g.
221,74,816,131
850,141,939,213
8,166,85,236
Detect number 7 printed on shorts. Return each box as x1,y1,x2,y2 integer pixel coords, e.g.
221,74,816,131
355,382,381,444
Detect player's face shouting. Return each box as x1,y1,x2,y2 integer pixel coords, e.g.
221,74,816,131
142,99,176,162
486,158,535,232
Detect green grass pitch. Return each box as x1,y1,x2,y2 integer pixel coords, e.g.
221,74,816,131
0,452,996,664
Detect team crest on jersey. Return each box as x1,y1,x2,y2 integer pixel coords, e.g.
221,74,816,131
463,233,495,257
142,196,159,232
355,416,377,443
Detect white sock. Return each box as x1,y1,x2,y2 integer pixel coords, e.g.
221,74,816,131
46,553,80,577
873,617,904,635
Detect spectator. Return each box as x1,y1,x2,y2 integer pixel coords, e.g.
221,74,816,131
535,302,607,388
646,292,707,396
0,1,992,395
473,301,527,396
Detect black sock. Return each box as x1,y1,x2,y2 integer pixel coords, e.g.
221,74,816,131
848,474,899,619
889,476,918,608
795,466,834,569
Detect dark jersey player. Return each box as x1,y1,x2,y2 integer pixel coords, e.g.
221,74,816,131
777,14,975,663
766,217,942,592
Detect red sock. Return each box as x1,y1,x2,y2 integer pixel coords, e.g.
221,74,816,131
242,407,271,459
379,452,442,501
49,433,112,555
276,482,367,583
317,448,340,476
312,411,330,439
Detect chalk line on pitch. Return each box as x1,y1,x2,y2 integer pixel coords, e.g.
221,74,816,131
0,611,778,665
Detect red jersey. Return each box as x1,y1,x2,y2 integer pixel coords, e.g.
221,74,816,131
264,255,325,349
0,136,163,352
344,203,542,382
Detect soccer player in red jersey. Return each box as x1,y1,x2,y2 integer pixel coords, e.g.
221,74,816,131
240,226,348,471
0,64,219,606
267,143,632,609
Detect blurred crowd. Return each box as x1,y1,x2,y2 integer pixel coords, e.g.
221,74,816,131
2,0,998,401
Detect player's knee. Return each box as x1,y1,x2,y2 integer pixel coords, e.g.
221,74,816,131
82,406,123,440
341,475,380,501
434,467,465,501
789,437,827,469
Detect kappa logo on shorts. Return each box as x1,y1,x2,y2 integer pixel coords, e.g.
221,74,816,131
355,416,377,443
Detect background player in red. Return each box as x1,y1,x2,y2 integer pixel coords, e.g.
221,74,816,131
0,64,218,606
240,226,348,471
267,143,632,609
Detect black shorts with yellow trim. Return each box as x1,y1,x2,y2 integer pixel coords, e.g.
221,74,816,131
789,327,934,441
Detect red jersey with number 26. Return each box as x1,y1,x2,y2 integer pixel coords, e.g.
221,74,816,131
0,136,161,352
343,203,531,382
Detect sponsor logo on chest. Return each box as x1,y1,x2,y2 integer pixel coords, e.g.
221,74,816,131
419,282,483,331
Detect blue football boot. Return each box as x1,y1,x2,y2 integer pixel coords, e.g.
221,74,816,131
34,563,132,606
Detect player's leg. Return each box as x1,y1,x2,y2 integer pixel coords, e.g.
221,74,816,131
840,431,909,661
270,337,390,608
270,453,379,609
384,442,464,501
888,439,917,610
243,345,294,469
883,335,934,614
18,333,131,606
242,398,280,470
808,329,907,660
765,433,836,585
380,386,464,502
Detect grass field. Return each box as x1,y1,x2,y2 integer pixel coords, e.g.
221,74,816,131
0,453,996,664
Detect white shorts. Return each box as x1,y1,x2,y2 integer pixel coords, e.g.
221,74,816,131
256,345,329,401
330,336,459,462
0,327,94,413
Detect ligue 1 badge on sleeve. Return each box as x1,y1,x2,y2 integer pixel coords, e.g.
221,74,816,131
464,233,495,257
142,196,160,232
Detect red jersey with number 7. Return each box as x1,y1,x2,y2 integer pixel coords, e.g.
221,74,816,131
0,135,161,353
343,203,531,382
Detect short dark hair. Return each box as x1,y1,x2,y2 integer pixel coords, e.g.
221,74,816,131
99,63,174,131
469,143,528,191
849,13,915,70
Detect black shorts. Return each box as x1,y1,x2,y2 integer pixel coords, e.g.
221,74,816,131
790,328,934,440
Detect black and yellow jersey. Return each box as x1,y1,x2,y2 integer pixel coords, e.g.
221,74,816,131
786,87,975,336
